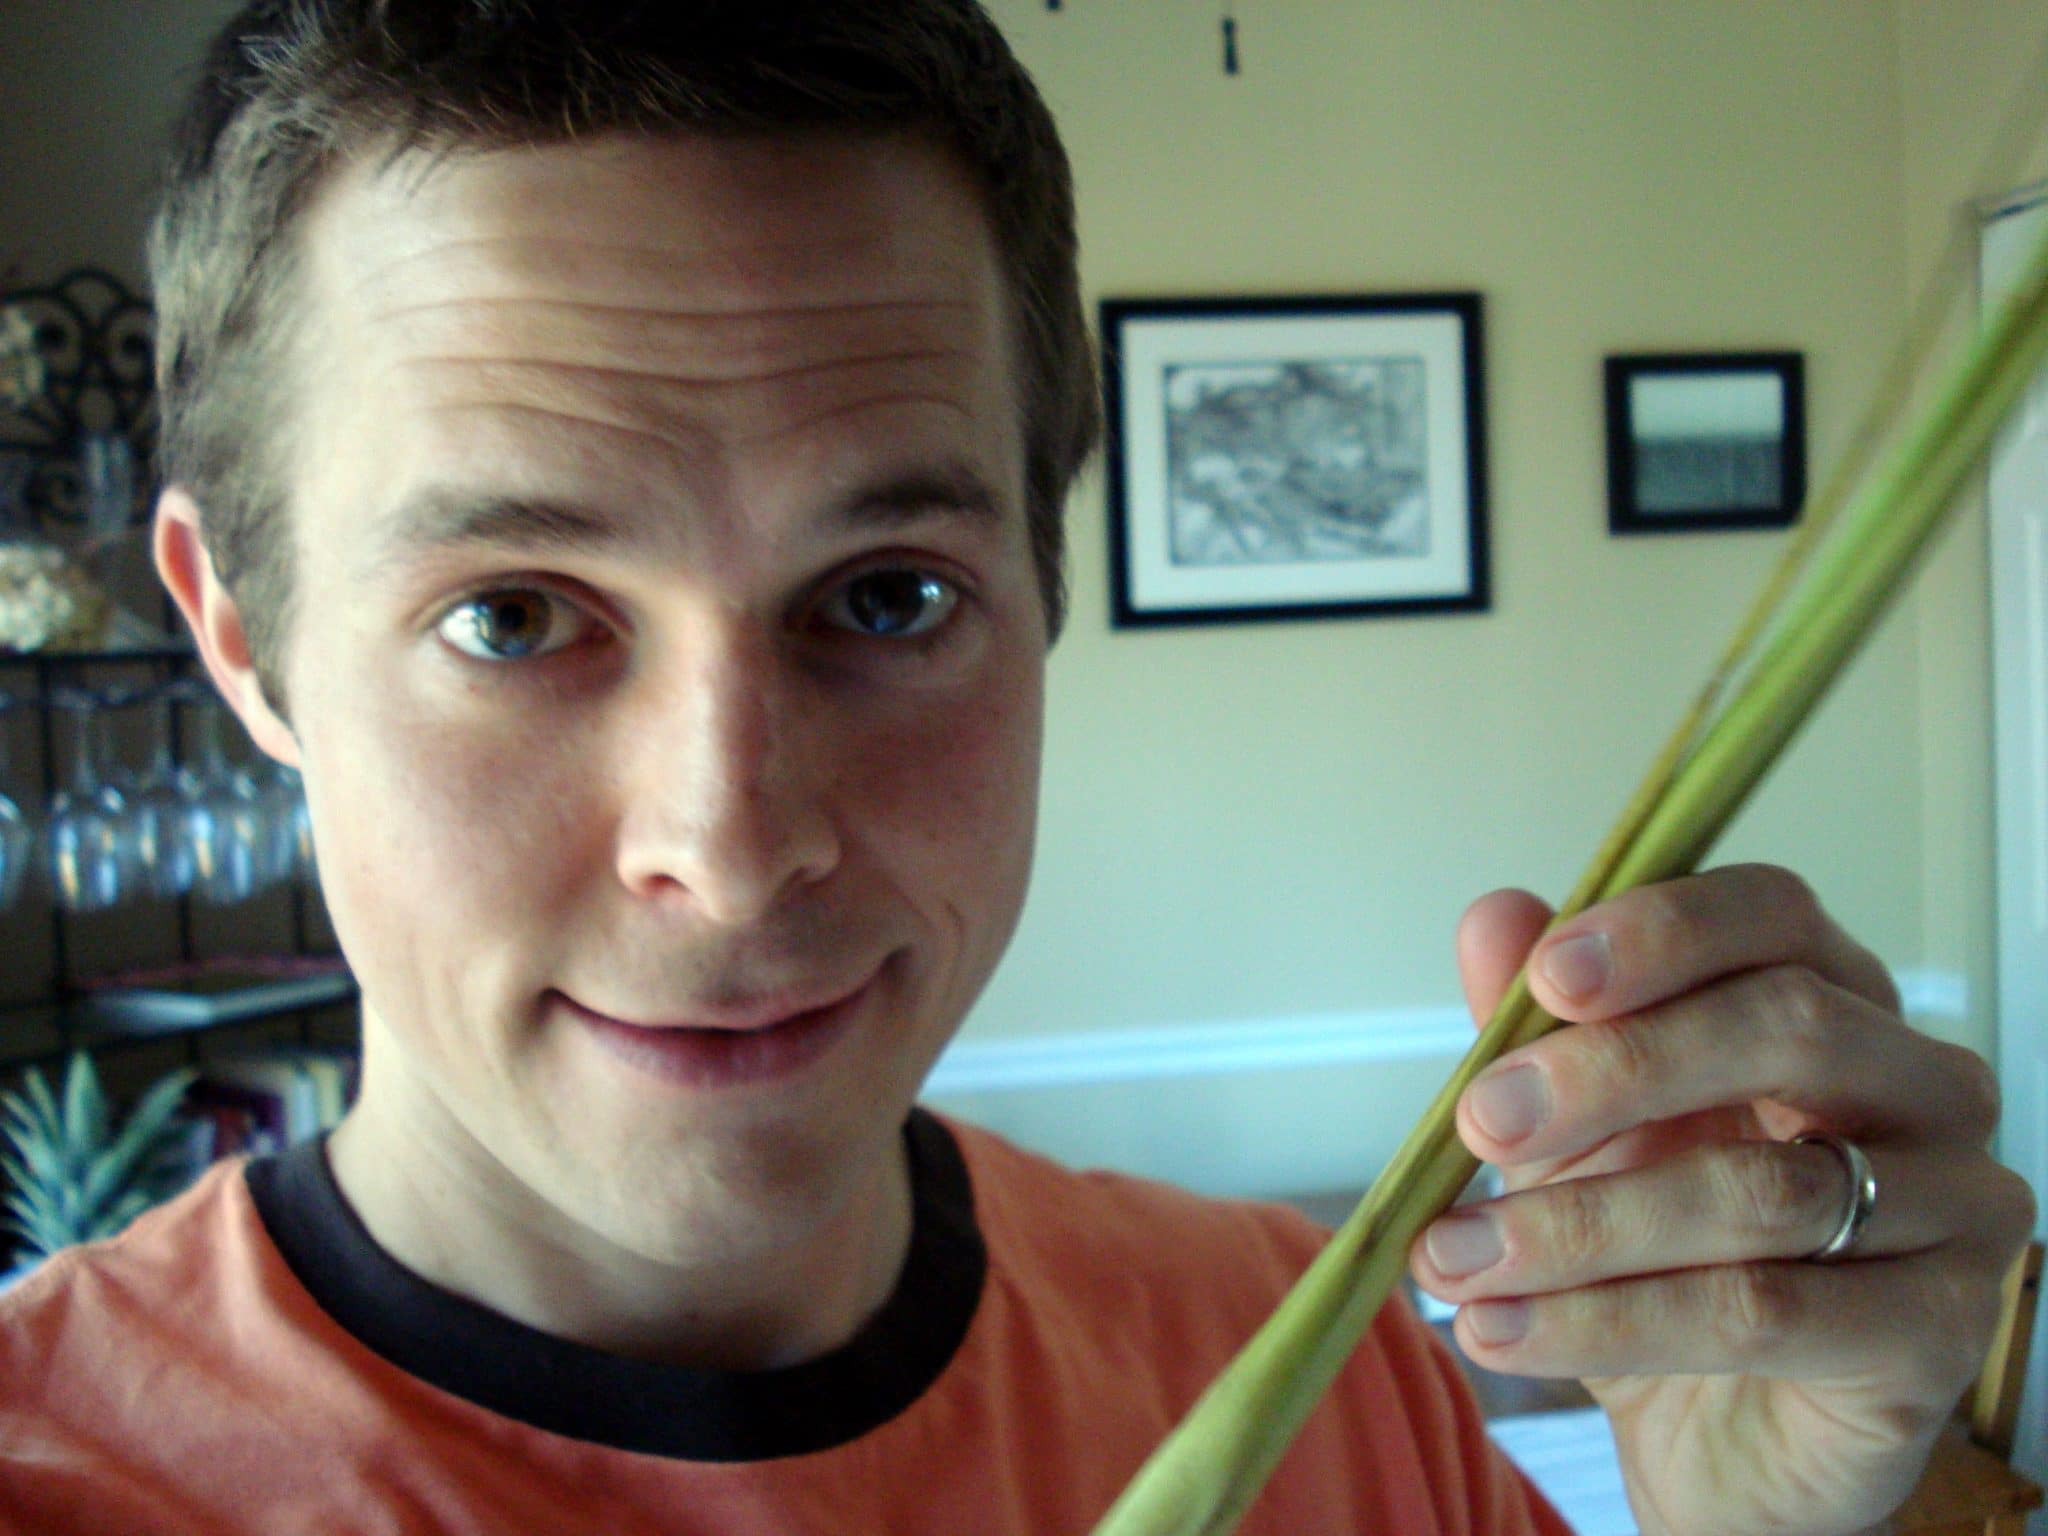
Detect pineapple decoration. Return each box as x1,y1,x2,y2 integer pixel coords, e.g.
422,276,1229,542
0,1054,198,1271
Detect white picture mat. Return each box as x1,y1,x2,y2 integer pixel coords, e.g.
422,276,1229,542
1631,372,1785,439
1118,311,1475,611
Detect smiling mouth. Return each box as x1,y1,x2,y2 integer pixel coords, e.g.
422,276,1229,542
554,968,883,1090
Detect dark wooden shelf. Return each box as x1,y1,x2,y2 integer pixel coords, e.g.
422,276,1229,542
0,968,357,1072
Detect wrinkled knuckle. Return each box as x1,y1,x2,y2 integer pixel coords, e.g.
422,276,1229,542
1710,1263,1801,1362
1542,1179,1613,1271
1754,964,1837,1065
1579,1016,1660,1100
1725,1142,1832,1245
1625,881,1690,958
1770,963,1830,1031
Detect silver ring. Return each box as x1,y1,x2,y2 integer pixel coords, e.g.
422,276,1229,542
1793,1132,1877,1263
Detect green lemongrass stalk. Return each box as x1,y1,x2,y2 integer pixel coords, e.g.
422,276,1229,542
1473,26,2042,952
1610,229,2048,896
1087,212,2048,1536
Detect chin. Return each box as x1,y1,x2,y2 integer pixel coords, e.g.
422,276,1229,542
573,1127,882,1268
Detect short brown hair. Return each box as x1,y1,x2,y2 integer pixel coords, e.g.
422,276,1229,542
151,0,1100,699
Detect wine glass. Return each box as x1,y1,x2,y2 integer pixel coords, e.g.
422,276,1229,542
256,761,315,888
45,690,132,913
0,697,31,909
80,434,137,546
186,695,267,905
127,686,209,900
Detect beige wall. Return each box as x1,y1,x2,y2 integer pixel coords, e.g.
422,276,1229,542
972,0,1928,1045
3,3,2034,1187
1893,0,2048,1079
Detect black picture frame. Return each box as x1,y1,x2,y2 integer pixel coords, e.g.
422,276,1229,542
1604,352,1806,534
1100,293,1489,628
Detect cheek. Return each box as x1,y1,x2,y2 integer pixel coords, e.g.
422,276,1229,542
299,684,596,971
850,665,1043,909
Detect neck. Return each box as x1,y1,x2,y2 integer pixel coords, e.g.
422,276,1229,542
325,1055,915,1373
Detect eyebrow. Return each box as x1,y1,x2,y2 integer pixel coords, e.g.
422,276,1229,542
832,461,1004,531
367,492,617,574
364,460,1006,579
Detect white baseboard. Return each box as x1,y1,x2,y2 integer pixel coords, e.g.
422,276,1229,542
924,966,1965,1199
933,965,1966,1099
927,1006,1471,1096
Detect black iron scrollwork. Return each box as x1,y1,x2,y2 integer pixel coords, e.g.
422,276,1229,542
0,269,156,530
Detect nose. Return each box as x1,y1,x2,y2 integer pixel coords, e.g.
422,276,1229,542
613,624,841,924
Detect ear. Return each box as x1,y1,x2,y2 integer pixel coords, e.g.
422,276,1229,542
153,486,302,768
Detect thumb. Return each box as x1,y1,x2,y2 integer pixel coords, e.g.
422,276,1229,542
1455,888,1554,1029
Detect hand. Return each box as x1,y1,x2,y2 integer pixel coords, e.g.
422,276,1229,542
1409,864,2037,1536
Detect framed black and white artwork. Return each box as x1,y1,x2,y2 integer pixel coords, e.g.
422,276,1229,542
1100,293,1489,628
1604,352,1806,534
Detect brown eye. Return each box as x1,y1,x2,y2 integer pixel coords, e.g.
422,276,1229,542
438,588,590,660
826,569,959,639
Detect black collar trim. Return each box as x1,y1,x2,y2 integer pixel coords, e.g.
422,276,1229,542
244,1109,986,1461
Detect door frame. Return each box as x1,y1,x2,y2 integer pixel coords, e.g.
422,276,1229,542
1980,185,2048,1512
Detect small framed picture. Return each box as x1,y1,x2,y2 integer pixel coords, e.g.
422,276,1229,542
1100,293,1489,628
1604,352,1806,534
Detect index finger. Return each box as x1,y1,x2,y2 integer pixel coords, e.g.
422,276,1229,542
1520,864,1901,1026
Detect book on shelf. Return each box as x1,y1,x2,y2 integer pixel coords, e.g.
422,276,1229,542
178,1045,359,1166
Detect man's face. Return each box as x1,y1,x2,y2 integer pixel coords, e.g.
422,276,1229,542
251,134,1043,1269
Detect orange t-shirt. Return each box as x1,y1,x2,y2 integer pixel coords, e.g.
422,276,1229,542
0,1111,1570,1535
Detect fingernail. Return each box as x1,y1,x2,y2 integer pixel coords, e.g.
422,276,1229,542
1425,1212,1504,1278
1464,1299,1529,1347
1541,931,1613,1000
1469,1062,1551,1144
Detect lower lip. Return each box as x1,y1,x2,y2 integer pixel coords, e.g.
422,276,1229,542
561,977,875,1091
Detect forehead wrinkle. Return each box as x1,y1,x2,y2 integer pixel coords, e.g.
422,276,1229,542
726,393,978,453
358,224,890,270
364,298,990,432
310,132,1005,340
430,400,716,468
376,295,977,325
401,315,1004,490
374,296,979,373
400,347,975,394
346,234,979,321
393,346,982,475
